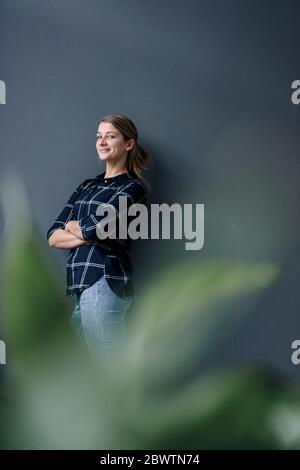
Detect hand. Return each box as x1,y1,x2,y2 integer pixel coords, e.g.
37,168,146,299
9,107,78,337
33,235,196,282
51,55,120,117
65,220,84,239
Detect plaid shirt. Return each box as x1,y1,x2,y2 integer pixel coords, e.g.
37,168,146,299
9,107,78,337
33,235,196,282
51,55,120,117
46,170,148,299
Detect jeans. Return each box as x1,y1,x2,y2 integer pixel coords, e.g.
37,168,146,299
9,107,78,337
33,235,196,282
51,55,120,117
70,275,134,362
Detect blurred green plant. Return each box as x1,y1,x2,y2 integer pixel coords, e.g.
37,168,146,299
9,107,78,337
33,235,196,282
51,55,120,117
0,171,299,450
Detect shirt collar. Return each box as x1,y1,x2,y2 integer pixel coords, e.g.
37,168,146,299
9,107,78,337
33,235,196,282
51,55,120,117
96,170,134,185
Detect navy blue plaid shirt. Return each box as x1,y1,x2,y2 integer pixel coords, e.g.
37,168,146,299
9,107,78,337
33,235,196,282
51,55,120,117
46,170,148,299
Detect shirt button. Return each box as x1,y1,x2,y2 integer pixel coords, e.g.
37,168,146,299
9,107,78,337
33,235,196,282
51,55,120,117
104,179,107,183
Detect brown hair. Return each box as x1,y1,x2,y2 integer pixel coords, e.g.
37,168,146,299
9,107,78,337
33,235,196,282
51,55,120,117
98,113,151,191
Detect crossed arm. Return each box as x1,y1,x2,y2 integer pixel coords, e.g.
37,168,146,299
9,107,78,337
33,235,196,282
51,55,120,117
48,221,86,250
47,178,148,249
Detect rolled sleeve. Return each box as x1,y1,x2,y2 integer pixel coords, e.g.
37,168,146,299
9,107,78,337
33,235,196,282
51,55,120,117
46,178,90,240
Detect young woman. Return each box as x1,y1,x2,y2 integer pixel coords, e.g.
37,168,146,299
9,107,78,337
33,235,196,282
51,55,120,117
46,114,150,361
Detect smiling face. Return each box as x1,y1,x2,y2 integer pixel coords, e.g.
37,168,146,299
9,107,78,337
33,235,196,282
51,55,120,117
96,121,135,163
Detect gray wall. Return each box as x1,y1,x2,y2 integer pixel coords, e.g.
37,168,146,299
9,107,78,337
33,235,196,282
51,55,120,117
1,0,300,380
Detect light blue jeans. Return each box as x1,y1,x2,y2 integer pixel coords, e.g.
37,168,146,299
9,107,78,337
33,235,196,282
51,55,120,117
70,275,134,362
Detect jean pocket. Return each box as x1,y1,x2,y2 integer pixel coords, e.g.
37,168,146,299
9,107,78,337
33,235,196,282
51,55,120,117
79,281,98,304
